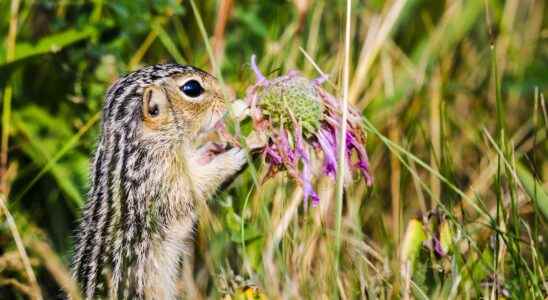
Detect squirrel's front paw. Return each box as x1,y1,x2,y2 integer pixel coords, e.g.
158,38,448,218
223,148,247,170
191,147,248,199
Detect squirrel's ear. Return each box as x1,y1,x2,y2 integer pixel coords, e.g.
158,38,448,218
142,85,169,131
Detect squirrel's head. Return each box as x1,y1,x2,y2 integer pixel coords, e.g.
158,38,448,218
102,64,226,151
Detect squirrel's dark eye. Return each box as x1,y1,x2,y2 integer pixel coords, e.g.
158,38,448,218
180,80,204,98
148,103,159,117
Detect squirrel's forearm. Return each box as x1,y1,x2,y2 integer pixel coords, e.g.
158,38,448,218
191,148,247,201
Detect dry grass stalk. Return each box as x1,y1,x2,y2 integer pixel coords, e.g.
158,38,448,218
29,240,81,300
0,195,42,299
0,278,35,298
389,119,401,243
430,68,442,205
1,0,21,194
213,0,234,65
349,0,408,104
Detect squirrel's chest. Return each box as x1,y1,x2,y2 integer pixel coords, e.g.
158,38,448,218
164,151,202,198
144,215,196,299
158,158,200,216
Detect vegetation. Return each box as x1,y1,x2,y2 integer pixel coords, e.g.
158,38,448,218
0,0,546,299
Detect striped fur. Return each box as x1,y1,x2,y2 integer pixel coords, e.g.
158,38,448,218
72,65,247,299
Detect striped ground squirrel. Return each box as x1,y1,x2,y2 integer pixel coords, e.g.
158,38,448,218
73,64,246,299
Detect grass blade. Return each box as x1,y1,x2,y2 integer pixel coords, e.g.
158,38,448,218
516,163,548,220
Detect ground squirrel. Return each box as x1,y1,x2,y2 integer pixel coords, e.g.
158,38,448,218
72,64,247,299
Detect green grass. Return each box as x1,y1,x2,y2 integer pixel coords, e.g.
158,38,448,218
0,0,546,299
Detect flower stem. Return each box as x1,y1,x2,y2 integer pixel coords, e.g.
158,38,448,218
334,0,352,288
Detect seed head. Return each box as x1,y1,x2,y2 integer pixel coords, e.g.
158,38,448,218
258,76,323,137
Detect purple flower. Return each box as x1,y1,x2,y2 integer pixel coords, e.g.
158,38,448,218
244,55,373,204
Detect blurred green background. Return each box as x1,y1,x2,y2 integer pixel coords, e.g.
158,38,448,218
0,0,547,299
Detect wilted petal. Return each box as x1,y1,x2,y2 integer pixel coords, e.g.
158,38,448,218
294,125,305,155
356,160,373,185
301,148,320,206
246,88,258,109
304,181,320,206
346,131,373,185
302,156,319,206
324,115,340,129
316,129,337,177
312,75,328,86
251,54,267,84
264,144,282,165
293,126,319,205
327,124,354,185
318,89,339,109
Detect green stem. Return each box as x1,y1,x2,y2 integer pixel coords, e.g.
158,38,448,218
189,0,222,85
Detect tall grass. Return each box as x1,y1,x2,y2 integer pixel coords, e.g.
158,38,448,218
0,0,546,299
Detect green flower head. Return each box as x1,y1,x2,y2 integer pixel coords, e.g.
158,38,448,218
258,76,324,137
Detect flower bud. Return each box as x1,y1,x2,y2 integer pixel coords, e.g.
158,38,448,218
401,219,427,263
